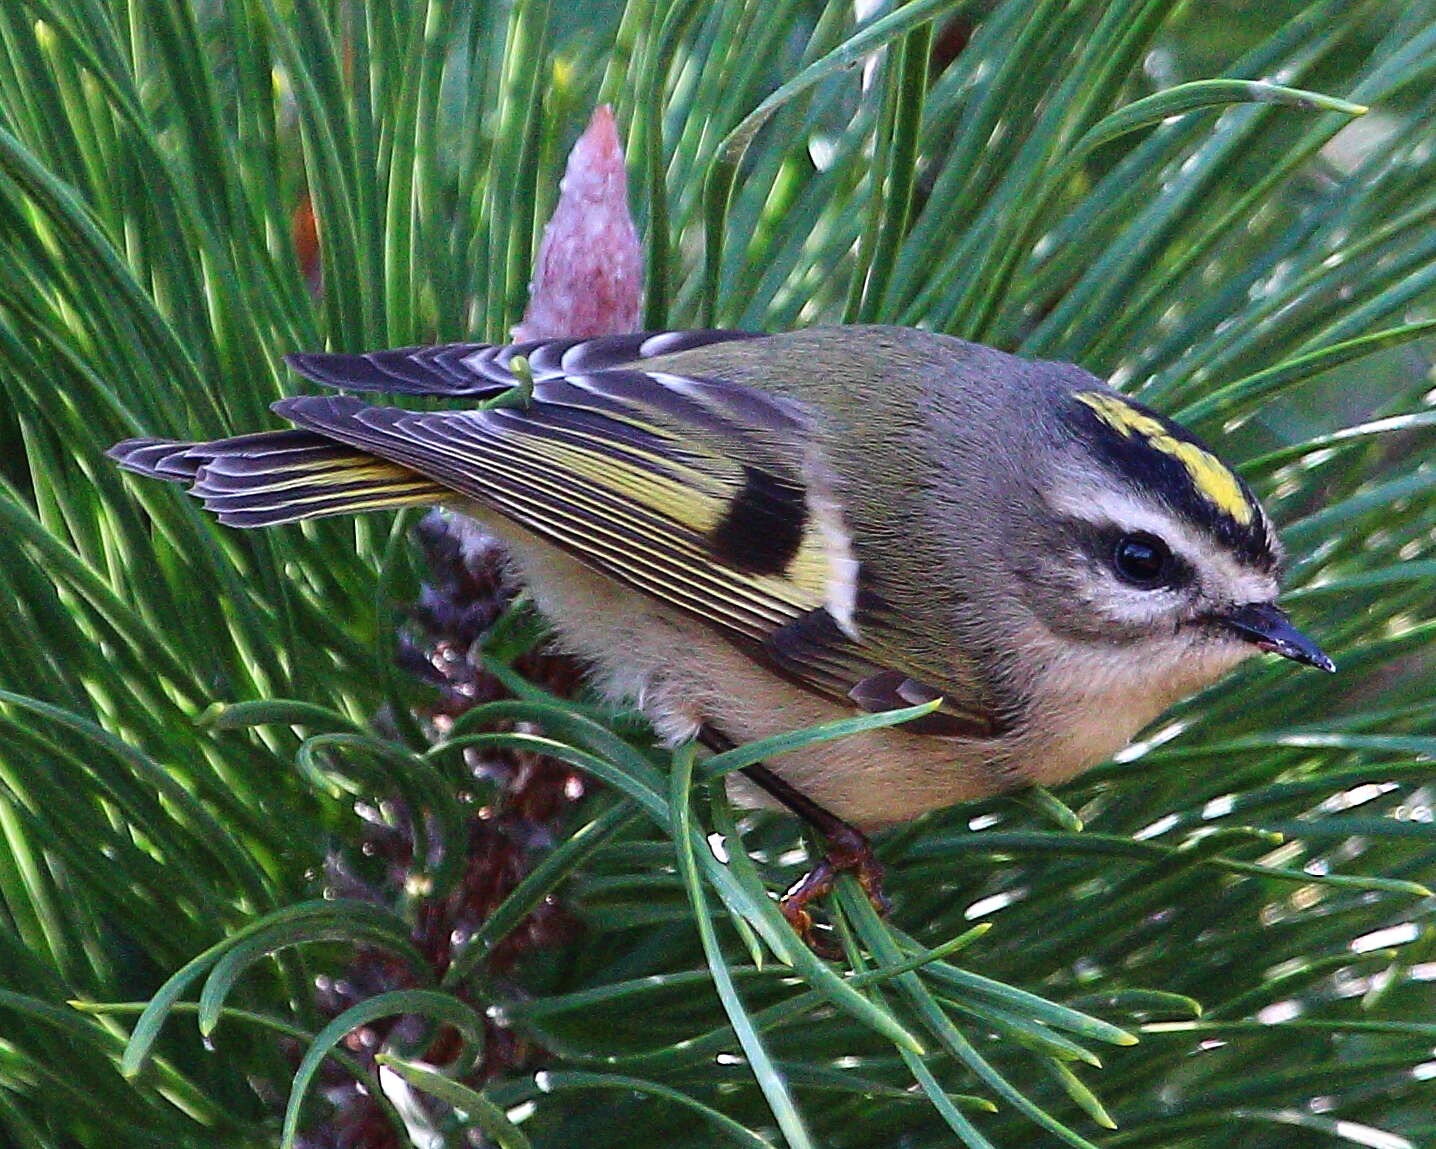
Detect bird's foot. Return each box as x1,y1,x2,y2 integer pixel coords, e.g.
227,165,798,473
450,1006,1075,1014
697,731,893,958
779,821,890,959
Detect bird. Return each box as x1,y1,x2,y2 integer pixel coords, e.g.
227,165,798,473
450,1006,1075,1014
109,324,1334,950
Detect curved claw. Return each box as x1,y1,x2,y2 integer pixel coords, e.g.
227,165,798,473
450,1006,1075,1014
778,829,891,958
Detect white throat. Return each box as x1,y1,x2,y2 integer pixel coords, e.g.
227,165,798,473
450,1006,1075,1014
1012,618,1252,786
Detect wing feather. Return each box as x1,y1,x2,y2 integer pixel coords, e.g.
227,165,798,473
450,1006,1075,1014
276,390,820,639
120,330,999,736
286,330,764,397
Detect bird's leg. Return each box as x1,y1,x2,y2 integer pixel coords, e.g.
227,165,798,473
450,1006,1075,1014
698,727,890,957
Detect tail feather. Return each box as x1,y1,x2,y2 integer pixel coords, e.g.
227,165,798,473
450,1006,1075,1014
107,430,447,527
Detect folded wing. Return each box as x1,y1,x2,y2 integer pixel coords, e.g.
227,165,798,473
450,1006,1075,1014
112,331,998,737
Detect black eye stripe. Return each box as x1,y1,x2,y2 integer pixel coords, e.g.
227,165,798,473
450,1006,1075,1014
1054,518,1195,591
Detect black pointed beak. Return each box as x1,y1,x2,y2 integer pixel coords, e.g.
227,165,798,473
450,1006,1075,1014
1223,602,1335,673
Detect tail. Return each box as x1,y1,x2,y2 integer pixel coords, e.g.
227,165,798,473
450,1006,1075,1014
107,429,448,527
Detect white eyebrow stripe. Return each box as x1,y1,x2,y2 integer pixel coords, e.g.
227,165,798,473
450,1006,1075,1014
1045,481,1279,605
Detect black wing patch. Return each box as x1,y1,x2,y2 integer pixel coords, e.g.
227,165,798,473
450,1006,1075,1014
709,466,809,576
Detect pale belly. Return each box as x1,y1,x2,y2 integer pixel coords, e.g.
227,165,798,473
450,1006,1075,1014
451,508,1240,829
454,509,1019,828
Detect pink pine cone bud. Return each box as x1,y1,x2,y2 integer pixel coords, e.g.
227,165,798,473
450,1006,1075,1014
512,104,643,341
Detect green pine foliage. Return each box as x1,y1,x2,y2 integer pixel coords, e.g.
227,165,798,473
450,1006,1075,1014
1,1,1434,1146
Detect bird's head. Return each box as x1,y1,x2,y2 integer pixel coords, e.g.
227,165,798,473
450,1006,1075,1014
1008,386,1332,694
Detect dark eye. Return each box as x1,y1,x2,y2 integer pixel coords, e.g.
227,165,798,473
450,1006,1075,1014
1112,532,1172,587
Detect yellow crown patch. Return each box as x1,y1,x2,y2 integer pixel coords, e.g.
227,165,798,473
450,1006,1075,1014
1075,392,1253,526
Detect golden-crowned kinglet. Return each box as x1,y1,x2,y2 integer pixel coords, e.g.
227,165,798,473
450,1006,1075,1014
111,326,1332,941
